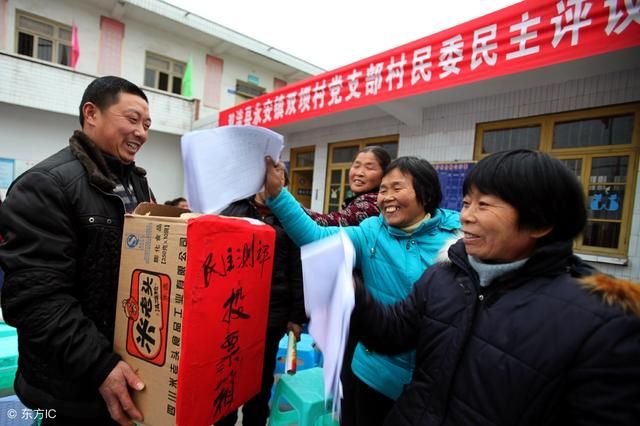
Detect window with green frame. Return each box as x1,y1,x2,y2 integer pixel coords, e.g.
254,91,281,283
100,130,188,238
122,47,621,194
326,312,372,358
15,11,72,66
324,137,398,213
144,52,185,95
475,104,639,258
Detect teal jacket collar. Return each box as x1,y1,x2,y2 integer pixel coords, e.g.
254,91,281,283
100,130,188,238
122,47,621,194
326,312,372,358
384,208,460,237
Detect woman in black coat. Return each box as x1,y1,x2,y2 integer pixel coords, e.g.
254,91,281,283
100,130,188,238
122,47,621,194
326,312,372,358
353,149,640,425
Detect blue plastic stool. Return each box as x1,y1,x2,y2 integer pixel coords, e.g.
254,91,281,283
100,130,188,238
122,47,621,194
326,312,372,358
274,333,321,374
268,367,338,426
0,323,18,397
0,322,16,338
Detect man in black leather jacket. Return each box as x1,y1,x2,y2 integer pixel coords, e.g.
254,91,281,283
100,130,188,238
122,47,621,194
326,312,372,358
0,76,154,425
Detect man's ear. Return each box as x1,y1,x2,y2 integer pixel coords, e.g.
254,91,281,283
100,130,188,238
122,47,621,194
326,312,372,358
532,226,553,239
82,102,99,128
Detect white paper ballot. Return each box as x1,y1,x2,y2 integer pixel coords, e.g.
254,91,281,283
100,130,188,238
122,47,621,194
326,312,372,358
301,230,355,420
181,125,284,214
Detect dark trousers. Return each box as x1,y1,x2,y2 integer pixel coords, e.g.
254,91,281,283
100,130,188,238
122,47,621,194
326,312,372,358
341,374,394,426
216,324,284,426
340,308,394,426
339,323,359,425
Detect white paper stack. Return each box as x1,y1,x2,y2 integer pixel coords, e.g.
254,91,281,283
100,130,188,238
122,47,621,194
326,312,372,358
300,230,355,420
181,125,284,214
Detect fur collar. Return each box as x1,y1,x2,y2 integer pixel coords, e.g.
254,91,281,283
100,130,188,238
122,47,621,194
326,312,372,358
68,130,146,192
581,274,640,317
437,232,463,263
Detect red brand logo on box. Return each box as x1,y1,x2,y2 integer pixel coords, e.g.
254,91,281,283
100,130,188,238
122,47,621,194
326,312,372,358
122,269,171,366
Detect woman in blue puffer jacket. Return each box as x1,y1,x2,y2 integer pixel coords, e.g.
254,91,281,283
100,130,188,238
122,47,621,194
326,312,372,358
265,156,461,425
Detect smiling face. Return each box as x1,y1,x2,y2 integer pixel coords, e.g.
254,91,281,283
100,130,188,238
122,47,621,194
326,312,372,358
377,168,426,228
83,92,151,164
349,151,385,194
461,187,550,262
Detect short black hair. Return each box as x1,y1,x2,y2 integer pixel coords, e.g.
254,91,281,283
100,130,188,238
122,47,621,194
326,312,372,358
79,76,148,127
384,156,442,215
165,197,186,207
357,145,392,171
463,149,586,244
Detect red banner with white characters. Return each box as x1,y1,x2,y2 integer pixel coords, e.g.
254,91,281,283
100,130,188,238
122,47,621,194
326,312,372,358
176,216,275,425
219,0,640,127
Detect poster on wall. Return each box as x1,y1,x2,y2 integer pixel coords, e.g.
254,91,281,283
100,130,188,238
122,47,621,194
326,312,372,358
0,157,15,200
434,162,475,212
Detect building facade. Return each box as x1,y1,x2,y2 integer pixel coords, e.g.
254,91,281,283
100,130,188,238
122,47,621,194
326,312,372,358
221,0,640,280
0,0,322,202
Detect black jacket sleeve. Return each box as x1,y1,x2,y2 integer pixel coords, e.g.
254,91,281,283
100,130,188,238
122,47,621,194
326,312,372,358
220,199,252,218
352,274,422,354
285,234,307,325
0,170,120,388
562,313,640,425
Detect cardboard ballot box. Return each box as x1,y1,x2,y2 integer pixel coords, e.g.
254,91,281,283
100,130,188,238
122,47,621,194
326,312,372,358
114,203,275,426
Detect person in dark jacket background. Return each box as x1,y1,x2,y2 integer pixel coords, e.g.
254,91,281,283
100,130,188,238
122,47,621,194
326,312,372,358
217,166,307,426
353,149,640,425
0,76,154,425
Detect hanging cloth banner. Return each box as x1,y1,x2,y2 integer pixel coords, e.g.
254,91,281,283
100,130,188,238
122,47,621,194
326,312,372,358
219,0,640,127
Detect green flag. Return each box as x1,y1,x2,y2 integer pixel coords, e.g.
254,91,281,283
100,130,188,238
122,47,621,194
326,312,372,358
181,57,193,97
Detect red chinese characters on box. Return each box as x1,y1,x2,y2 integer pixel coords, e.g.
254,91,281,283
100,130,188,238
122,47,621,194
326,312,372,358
176,215,275,426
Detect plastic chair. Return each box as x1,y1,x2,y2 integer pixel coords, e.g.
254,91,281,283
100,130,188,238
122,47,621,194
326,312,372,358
0,323,18,398
268,367,339,426
0,322,16,338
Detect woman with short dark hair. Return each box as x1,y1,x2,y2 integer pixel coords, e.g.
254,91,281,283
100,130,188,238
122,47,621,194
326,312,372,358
384,156,442,215
305,145,391,226
462,149,586,244
352,149,640,425
265,155,460,425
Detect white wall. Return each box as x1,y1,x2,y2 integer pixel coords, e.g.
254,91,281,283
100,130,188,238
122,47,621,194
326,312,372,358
5,0,297,124
112,4,296,116
282,67,640,280
0,102,74,163
0,102,183,204
135,130,184,204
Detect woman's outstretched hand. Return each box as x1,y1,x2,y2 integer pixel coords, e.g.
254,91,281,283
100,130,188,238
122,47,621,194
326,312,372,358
265,156,285,199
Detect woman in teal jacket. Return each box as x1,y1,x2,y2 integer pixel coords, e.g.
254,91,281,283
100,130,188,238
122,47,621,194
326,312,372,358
265,156,461,425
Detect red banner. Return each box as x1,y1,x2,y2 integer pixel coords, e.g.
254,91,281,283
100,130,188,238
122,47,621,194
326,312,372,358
219,0,640,127
176,216,275,425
